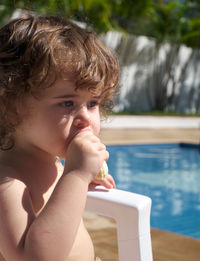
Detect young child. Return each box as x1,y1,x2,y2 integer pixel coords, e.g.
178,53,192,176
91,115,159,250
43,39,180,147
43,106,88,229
0,15,119,261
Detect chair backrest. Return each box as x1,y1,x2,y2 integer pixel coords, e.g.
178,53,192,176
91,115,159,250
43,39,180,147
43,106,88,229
86,186,153,261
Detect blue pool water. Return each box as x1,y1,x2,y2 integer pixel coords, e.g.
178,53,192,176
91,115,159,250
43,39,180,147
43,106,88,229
106,143,200,239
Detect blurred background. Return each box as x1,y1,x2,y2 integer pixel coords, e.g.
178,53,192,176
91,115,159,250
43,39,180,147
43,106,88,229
1,2,200,261
1,0,200,115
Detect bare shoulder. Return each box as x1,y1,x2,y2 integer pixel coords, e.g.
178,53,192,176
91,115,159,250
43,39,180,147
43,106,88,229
0,164,35,260
0,163,33,214
0,163,23,193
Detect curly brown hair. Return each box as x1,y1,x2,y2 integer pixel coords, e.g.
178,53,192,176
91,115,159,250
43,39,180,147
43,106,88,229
0,15,119,150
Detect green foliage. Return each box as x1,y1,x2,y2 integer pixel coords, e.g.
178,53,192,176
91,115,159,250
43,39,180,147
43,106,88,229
144,0,200,47
0,0,152,32
0,0,200,48
110,110,200,117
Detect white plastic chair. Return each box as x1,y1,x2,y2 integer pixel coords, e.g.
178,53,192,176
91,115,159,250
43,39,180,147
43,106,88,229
86,186,153,261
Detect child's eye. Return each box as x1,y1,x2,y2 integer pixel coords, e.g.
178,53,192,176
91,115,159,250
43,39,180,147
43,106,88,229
60,101,74,107
88,100,99,108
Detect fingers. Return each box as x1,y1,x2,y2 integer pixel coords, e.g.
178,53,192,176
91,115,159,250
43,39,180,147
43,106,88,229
65,130,109,182
92,174,116,189
103,174,116,189
71,131,108,161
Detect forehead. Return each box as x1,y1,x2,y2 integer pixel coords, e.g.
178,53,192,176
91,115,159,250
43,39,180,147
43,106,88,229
44,78,75,96
41,77,102,98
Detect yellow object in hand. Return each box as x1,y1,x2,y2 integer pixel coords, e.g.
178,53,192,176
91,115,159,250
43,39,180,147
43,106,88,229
96,161,109,180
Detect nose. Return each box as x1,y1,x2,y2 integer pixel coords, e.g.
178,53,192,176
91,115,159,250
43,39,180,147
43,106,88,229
73,105,90,128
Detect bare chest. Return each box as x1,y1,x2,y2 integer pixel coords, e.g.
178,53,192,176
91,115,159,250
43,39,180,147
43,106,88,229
28,165,64,215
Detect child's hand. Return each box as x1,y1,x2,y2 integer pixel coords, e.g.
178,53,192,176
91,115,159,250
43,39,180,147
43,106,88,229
64,131,109,183
90,174,116,189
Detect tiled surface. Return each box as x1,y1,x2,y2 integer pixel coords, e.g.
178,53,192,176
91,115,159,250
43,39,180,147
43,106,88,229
101,116,200,129
99,128,200,145
84,211,200,261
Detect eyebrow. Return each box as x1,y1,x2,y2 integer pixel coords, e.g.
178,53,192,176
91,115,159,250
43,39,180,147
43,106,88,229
54,94,78,99
54,94,101,99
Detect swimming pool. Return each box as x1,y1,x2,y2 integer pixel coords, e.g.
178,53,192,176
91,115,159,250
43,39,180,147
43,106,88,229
106,143,200,239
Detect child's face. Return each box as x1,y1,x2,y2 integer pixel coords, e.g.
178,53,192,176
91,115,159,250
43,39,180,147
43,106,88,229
15,78,101,159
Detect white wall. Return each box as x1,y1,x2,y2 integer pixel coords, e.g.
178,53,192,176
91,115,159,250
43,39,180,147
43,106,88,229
101,32,200,113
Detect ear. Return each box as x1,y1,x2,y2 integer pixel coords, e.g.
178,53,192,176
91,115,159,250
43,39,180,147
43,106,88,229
15,95,31,117
8,98,23,126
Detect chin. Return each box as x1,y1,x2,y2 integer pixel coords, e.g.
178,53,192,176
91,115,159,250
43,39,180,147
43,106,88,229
56,149,67,161
59,155,66,161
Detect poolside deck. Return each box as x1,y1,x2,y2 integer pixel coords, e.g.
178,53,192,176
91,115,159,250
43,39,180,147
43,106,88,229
84,126,200,261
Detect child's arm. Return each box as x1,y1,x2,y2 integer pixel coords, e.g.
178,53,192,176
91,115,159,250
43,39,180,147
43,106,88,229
0,178,36,261
0,131,108,261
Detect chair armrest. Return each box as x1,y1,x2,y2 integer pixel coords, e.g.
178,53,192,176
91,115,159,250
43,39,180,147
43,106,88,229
86,186,153,261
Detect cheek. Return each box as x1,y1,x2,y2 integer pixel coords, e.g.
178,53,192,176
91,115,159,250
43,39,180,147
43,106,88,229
91,115,101,136
36,111,71,145
50,114,71,137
